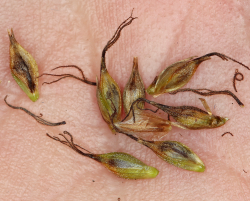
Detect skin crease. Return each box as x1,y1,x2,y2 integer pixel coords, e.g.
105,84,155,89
1,0,250,200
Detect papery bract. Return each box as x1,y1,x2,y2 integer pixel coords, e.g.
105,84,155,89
123,57,145,115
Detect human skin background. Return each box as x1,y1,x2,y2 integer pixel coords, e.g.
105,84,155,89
1,0,250,200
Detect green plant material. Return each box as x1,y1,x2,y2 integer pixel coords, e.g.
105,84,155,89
4,95,66,126
127,98,228,130
142,140,205,172
114,127,205,172
96,60,122,133
123,57,145,115
96,12,137,133
8,29,39,102
147,52,250,97
47,131,159,180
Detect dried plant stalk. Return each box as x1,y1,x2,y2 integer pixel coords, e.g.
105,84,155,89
4,95,66,126
233,69,244,92
40,65,96,86
169,88,244,107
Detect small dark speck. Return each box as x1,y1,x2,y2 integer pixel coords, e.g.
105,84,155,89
92,180,95,182
118,198,120,201
232,103,233,104
179,133,182,136
39,113,43,117
243,169,247,173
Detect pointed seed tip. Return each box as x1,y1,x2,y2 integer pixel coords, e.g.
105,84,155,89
150,167,159,178
132,57,138,70
8,28,14,36
197,164,206,172
29,92,39,102
8,29,16,43
133,57,138,61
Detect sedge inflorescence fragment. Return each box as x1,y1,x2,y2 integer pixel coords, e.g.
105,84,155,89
18,10,249,179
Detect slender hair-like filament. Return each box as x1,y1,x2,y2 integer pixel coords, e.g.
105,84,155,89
169,88,244,107
233,69,244,92
102,9,137,58
39,65,96,86
4,95,66,126
221,132,234,137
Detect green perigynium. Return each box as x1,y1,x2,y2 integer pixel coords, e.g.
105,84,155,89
8,29,39,102
96,13,137,133
47,131,159,179
147,52,250,97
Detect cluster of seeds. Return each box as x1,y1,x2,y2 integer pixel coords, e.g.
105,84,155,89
5,11,249,179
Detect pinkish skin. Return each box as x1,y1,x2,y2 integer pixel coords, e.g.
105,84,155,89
1,1,250,201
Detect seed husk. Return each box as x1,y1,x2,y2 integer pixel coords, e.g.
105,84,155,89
126,97,228,130
117,57,172,140
47,131,159,179
113,127,205,172
147,52,249,97
108,101,205,172
123,57,145,115
8,29,39,102
96,11,137,132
